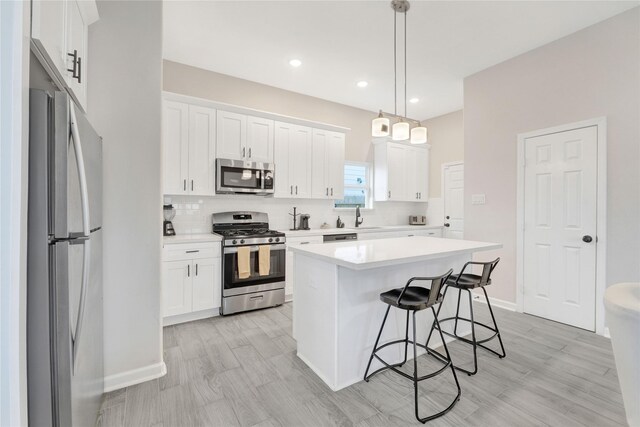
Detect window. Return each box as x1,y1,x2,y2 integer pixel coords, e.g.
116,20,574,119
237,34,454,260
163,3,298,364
334,162,372,209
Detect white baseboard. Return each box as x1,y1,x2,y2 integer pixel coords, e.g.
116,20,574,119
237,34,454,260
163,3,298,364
163,308,219,326
603,327,611,338
472,293,517,312
103,361,167,393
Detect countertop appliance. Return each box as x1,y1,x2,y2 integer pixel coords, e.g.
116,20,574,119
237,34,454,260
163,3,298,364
163,204,176,236
27,90,103,427
299,214,310,230
212,212,286,315
323,233,358,243
409,215,427,225
216,158,274,195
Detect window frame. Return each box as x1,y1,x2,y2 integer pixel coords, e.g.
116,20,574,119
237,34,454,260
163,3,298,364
333,161,374,210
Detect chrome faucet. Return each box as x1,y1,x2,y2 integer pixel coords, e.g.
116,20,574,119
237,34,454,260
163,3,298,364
355,206,364,227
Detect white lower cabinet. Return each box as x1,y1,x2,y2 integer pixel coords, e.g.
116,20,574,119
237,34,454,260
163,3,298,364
162,242,221,325
285,236,323,297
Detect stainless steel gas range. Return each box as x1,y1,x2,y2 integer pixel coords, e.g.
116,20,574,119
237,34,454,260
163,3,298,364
212,212,286,315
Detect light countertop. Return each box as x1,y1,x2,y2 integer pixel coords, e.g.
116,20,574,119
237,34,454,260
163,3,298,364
281,224,443,237
163,233,222,245
288,236,501,270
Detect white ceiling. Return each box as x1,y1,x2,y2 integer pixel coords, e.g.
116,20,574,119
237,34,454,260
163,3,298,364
163,1,638,119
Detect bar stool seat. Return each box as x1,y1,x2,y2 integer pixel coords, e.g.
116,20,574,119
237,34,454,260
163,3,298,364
446,273,491,289
380,287,443,311
364,269,461,424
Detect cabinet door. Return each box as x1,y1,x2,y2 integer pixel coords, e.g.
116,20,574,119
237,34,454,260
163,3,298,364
192,258,220,311
247,116,274,163
290,126,313,198
387,144,406,201
163,101,189,195
311,129,329,198
216,111,246,160
65,0,88,109
327,132,345,199
274,121,293,198
31,1,67,81
415,148,429,200
162,260,192,317
405,147,419,202
188,105,216,196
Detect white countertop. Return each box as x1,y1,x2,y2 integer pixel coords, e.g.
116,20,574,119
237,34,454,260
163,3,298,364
281,224,443,237
163,233,222,245
288,236,502,270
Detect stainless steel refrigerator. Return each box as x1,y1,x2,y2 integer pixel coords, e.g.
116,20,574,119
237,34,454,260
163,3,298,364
27,90,103,427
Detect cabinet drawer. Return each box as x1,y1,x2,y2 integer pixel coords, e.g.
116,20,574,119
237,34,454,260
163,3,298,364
286,236,324,246
164,242,221,261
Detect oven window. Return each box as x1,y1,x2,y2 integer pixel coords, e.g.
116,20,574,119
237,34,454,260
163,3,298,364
221,166,261,189
223,247,285,289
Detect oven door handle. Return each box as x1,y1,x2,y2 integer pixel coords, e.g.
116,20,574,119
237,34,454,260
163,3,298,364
224,244,286,254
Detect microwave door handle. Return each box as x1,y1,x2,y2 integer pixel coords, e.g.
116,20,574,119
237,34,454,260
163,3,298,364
69,104,91,237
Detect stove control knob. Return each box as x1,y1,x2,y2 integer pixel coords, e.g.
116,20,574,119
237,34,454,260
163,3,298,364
275,237,280,242
240,239,245,244
268,238,273,243
232,240,237,245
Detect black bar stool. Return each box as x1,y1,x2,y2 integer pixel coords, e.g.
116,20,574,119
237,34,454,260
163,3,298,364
426,258,506,376
363,269,461,424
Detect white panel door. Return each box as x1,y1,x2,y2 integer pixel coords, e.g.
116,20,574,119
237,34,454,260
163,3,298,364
192,258,220,311
387,144,406,201
162,260,192,317
246,116,274,163
188,105,216,196
327,132,345,199
290,126,313,198
274,121,293,198
443,163,464,239
162,101,189,194
311,129,329,198
523,126,597,331
216,110,246,160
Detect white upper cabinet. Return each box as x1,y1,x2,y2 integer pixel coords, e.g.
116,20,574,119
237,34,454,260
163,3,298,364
31,0,98,111
311,130,345,199
374,142,429,202
163,100,216,196
188,106,216,195
163,101,189,195
274,121,312,198
216,111,274,162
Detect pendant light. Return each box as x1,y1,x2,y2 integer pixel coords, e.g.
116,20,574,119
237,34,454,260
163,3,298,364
371,0,428,144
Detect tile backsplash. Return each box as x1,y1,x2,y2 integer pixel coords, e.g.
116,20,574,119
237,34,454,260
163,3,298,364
163,194,442,235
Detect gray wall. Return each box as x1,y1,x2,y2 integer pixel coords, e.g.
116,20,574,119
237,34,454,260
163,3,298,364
88,1,163,384
463,8,640,303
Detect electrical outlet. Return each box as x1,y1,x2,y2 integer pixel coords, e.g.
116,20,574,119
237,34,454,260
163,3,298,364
471,194,486,205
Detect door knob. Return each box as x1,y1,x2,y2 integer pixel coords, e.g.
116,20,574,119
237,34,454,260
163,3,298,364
582,235,593,243
444,223,450,227
446,216,450,219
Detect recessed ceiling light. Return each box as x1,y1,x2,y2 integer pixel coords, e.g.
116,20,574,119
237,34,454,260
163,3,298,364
357,81,368,88
289,59,302,68
409,97,419,104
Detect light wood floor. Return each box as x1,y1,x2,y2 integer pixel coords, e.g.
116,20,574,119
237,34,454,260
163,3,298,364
97,301,626,427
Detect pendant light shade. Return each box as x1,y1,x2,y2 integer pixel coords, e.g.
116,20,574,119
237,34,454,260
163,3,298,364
392,121,410,141
410,126,427,144
372,116,390,137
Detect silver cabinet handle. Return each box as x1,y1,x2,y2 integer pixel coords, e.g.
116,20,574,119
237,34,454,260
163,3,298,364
185,250,199,254
248,148,252,158
191,180,194,191
290,185,293,195
184,179,186,191
242,147,246,158
295,185,298,195
187,264,190,277
388,190,391,199
326,188,328,196
300,241,310,245
331,188,333,196
195,263,198,276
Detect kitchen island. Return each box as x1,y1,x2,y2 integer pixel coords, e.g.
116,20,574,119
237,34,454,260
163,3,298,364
289,236,502,391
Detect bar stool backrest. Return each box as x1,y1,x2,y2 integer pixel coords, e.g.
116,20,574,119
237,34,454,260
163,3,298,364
477,257,500,286
397,269,454,307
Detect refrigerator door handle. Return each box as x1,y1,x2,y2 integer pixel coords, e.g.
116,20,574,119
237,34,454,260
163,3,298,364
71,239,91,372
69,103,91,237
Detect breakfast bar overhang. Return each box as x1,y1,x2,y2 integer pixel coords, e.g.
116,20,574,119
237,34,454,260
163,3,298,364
289,236,502,391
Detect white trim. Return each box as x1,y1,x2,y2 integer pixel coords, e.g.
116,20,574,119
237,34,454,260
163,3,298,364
103,362,167,393
473,293,517,312
516,117,607,335
440,161,464,236
163,91,350,133
162,308,219,326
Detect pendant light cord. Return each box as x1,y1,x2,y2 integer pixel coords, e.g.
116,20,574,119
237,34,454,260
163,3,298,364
404,10,407,118
393,9,397,116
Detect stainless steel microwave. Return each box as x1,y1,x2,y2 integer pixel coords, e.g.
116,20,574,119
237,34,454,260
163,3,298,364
216,158,274,195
